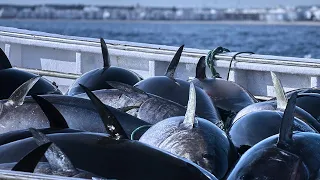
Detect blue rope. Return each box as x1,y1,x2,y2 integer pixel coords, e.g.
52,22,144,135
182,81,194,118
130,125,152,140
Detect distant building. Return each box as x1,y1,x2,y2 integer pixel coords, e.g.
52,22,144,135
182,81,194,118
263,8,287,21
16,8,33,19
192,8,219,20
0,7,17,18
83,6,102,19
223,8,261,20
0,4,319,22
285,7,299,21
34,6,54,19
310,6,320,21
102,10,110,19
241,8,266,21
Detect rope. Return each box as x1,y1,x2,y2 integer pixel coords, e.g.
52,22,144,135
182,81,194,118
130,125,152,140
206,47,230,78
226,52,254,81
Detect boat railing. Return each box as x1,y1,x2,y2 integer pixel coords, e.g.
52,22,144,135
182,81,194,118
0,25,319,96
0,169,86,180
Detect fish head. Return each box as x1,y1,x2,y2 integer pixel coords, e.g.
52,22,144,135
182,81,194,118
158,118,233,178
227,145,309,179
160,128,215,173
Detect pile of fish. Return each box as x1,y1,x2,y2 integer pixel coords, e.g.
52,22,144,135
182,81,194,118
0,38,319,180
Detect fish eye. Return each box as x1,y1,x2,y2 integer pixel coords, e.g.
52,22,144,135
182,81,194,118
202,153,214,160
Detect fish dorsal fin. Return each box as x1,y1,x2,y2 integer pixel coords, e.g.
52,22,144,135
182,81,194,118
12,142,52,173
0,48,12,70
277,92,298,148
29,128,79,176
196,56,207,80
181,83,198,129
164,45,184,78
100,38,110,68
107,81,149,98
31,95,69,129
5,76,41,107
271,72,288,111
79,84,129,140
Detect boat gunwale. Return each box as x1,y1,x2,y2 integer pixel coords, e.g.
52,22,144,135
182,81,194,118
0,25,319,66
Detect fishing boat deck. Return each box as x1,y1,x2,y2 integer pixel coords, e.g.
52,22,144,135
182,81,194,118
0,25,320,179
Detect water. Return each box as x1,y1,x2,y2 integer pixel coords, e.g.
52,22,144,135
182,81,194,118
1,19,320,59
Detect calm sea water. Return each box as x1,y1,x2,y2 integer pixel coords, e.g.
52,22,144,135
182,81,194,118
1,19,320,59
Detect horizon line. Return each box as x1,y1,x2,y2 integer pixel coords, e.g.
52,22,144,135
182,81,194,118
0,3,319,9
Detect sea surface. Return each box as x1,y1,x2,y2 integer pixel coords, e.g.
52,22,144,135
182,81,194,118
0,19,320,59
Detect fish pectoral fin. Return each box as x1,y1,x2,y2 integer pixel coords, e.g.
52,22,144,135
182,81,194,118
80,84,129,140
31,95,69,129
29,128,79,176
5,76,41,107
12,142,52,173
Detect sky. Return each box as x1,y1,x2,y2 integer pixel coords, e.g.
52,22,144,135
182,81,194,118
0,0,319,8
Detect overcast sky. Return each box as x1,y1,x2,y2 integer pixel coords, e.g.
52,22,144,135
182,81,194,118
1,0,319,8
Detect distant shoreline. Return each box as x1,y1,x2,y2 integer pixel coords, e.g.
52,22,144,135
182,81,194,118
1,19,320,26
